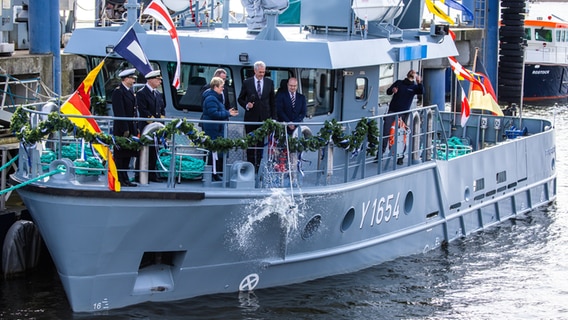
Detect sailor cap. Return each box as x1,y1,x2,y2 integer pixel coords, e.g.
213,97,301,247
145,70,161,79
118,68,137,78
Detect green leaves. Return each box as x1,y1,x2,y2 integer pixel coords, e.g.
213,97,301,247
11,107,380,156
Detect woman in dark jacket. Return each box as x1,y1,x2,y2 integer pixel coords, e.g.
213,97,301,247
201,77,238,179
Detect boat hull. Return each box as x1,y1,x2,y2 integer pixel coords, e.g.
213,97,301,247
523,64,568,105
13,123,556,312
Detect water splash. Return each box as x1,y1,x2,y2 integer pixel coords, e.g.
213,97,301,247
234,188,304,251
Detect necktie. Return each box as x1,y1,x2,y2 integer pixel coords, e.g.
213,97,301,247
256,80,262,97
291,93,296,108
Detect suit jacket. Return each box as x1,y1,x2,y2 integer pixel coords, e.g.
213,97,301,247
111,84,138,137
276,91,307,123
237,76,276,126
137,85,166,133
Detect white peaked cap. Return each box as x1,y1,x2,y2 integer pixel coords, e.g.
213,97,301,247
118,68,137,78
145,70,161,79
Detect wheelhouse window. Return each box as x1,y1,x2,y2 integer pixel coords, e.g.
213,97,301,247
96,57,160,106
299,69,332,117
379,63,395,105
355,77,368,100
173,62,235,112
535,28,552,42
240,67,292,96
524,27,532,40
238,67,333,118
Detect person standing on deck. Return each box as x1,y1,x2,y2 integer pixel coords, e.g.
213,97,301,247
382,69,423,158
201,68,232,110
237,60,276,171
136,70,166,183
202,76,239,180
276,77,306,134
112,68,139,187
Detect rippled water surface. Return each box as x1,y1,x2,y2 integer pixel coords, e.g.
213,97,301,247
1,106,567,319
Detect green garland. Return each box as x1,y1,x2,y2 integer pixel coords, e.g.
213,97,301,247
10,106,380,155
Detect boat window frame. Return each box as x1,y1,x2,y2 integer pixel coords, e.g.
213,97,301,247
298,68,333,117
355,77,368,101
92,57,161,106
535,28,553,42
169,62,237,112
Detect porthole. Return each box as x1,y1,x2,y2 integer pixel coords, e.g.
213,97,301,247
302,215,322,239
341,208,355,232
404,191,414,214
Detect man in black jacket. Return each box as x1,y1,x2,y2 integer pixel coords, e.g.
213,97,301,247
112,68,139,187
237,61,276,170
136,70,166,182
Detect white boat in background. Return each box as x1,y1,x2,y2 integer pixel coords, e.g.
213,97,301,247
523,18,568,105
8,0,556,313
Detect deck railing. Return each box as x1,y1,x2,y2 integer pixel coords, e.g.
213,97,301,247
14,105,549,190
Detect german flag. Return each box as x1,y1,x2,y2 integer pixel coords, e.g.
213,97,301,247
60,61,121,191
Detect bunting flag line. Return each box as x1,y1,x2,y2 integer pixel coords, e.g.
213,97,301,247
143,0,181,89
113,26,153,77
440,0,474,22
447,26,503,117
459,84,470,127
447,56,487,94
425,0,455,24
60,61,121,192
473,57,498,101
469,78,504,116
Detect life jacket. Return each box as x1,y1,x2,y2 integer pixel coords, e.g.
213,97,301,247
389,118,407,147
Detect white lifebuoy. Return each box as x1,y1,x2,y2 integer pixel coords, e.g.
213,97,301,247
142,122,165,140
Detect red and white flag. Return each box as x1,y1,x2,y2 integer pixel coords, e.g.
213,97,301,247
448,56,486,95
143,0,181,89
460,86,470,127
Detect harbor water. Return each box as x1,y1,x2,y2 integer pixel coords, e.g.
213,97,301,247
0,105,566,319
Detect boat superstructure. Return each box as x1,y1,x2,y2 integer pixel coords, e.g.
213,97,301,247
523,18,568,104
9,0,556,313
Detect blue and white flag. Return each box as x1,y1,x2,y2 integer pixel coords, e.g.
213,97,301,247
113,26,153,76
440,0,474,22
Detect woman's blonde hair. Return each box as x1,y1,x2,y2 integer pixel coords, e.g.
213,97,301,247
210,76,225,89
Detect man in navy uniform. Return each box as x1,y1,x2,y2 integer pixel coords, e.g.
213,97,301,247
136,70,166,182
112,68,139,187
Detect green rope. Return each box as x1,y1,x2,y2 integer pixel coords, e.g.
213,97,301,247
41,144,104,175
73,157,104,175
0,154,18,171
0,168,65,195
436,137,472,160
158,150,205,179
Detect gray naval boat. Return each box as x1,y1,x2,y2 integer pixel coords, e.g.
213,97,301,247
9,0,556,313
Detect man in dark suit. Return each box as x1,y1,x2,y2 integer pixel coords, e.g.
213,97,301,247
276,77,306,134
112,68,139,187
237,60,276,169
136,70,166,182
201,68,231,110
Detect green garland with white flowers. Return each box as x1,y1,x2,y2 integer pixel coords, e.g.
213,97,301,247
10,106,380,155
